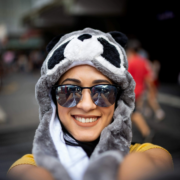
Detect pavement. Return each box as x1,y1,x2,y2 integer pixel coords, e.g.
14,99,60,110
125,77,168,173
0,72,180,179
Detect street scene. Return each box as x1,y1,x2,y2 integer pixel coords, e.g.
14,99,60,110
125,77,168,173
0,0,178,180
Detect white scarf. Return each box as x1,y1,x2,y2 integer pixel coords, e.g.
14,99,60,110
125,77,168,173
49,101,89,180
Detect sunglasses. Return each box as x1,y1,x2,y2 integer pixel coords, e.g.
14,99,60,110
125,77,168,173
52,84,121,108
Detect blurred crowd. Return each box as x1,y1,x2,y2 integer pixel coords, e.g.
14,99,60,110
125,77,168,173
0,49,45,76
0,48,46,123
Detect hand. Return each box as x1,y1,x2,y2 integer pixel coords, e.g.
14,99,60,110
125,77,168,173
83,150,123,180
8,165,54,180
117,149,173,180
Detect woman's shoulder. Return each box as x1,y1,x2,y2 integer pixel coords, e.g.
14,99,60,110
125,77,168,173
130,143,170,154
9,154,36,171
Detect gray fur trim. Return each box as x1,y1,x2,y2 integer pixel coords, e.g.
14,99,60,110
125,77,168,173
34,153,71,180
33,110,58,159
83,151,123,180
32,110,72,180
35,60,72,120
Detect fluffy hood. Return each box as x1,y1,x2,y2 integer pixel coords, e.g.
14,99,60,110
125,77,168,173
33,28,135,180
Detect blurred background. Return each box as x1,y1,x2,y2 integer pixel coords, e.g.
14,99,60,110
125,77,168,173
0,0,179,179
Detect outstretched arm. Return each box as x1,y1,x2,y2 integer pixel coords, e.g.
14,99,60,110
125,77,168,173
117,148,173,180
8,165,54,180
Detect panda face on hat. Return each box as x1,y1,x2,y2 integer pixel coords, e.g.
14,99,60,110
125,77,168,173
45,29,128,76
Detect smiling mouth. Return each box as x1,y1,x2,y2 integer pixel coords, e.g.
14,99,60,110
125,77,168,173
74,116,98,123
72,115,100,124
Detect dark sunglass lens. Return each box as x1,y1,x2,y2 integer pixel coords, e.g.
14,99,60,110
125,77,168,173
91,85,117,107
56,85,82,107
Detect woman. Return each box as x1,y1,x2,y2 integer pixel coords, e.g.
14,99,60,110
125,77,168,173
8,28,173,180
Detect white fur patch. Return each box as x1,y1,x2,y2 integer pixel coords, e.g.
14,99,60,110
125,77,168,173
64,36,103,62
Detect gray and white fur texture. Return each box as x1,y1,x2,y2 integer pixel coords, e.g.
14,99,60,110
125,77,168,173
33,28,135,180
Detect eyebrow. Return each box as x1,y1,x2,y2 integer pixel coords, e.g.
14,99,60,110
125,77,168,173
61,78,81,84
92,79,112,84
61,78,111,85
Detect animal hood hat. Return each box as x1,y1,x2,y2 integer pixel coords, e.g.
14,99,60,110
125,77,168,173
33,28,135,180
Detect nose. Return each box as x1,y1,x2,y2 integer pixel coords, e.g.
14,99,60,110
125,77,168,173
76,89,96,112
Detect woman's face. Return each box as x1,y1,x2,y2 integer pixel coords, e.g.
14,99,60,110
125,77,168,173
58,65,115,142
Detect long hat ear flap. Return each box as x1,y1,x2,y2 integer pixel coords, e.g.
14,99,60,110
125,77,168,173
46,34,64,53
109,31,128,48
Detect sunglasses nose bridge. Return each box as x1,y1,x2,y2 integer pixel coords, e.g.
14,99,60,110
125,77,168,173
81,88,92,97
81,87,92,95
76,88,96,111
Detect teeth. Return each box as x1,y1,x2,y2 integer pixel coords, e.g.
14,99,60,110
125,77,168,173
75,116,98,123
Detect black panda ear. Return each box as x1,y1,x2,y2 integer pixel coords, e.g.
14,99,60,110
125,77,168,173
109,31,128,48
46,35,64,53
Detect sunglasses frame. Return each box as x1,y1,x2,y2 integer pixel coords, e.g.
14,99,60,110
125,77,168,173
52,84,120,91
52,84,122,107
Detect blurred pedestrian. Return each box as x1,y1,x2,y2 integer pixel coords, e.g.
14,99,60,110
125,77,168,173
138,49,165,121
17,53,28,72
29,50,43,72
0,105,7,123
148,59,165,120
2,50,15,74
126,39,154,142
178,72,180,85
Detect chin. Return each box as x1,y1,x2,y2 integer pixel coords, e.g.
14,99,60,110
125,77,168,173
74,132,99,142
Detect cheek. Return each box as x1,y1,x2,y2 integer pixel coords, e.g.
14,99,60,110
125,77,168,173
100,104,115,124
57,105,69,124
